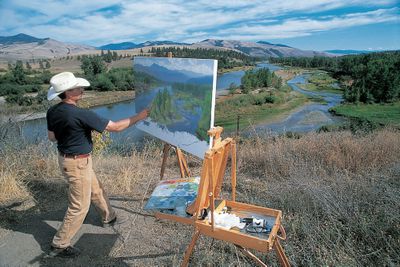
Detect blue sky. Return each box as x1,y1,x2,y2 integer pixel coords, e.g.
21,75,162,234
0,0,399,51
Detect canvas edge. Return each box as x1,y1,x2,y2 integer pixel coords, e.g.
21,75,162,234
209,59,218,149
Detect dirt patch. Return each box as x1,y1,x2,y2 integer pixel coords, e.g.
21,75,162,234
0,194,194,266
275,69,297,82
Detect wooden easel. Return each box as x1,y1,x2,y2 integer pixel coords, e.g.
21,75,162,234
154,127,290,267
160,144,191,180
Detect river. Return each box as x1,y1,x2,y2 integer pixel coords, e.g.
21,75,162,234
216,62,282,92
252,74,344,134
18,62,342,144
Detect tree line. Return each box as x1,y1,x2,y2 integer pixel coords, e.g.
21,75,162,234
149,47,257,70
270,51,400,103
4,47,256,91
241,67,282,94
79,55,134,91
0,61,51,105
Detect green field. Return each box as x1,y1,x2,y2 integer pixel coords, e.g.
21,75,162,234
331,102,400,127
215,86,308,131
297,70,343,94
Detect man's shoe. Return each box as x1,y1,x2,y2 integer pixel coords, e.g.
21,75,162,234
49,246,81,258
103,216,117,227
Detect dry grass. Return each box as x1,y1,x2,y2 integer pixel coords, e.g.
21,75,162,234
0,169,30,205
0,139,62,207
94,145,161,196
0,140,162,207
236,128,400,266
240,128,400,179
0,127,399,266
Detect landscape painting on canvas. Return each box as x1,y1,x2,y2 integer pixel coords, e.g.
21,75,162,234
133,56,217,158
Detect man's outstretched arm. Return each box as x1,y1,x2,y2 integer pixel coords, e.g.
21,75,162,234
105,108,149,132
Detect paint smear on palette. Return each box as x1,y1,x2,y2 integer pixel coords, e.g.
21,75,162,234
144,177,200,210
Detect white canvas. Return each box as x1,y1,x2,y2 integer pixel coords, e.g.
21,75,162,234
133,56,217,159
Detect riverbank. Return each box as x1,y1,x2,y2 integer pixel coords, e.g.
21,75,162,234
330,102,400,128
215,85,310,131
0,90,134,122
296,70,343,94
218,65,255,74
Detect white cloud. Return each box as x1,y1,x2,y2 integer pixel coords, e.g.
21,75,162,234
215,8,399,40
0,0,398,45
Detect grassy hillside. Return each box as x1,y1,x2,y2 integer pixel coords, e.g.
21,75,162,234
1,126,399,266
331,102,400,127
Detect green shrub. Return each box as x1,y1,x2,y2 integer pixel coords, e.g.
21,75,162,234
264,95,276,103
92,74,115,91
251,95,264,105
0,83,20,96
35,90,48,104
0,83,41,96
5,94,33,106
109,68,134,90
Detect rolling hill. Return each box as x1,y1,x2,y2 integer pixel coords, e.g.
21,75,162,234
99,40,189,50
0,33,336,62
0,33,97,61
193,39,334,58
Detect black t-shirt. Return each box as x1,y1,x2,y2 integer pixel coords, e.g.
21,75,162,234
46,102,109,155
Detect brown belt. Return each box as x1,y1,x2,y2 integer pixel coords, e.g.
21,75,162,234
59,152,91,159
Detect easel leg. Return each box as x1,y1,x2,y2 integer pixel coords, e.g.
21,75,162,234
273,239,290,267
181,229,200,267
176,147,191,178
235,245,268,267
231,141,237,201
160,145,191,179
160,144,171,180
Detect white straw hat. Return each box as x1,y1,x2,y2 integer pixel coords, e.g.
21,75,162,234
47,72,90,100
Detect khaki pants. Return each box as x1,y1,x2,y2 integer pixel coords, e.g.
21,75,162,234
52,155,115,248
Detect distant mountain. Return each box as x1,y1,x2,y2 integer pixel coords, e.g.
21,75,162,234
134,63,210,84
138,40,189,47
99,40,189,50
0,33,97,61
194,39,334,58
0,33,337,62
324,49,376,55
98,42,138,50
0,33,46,45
